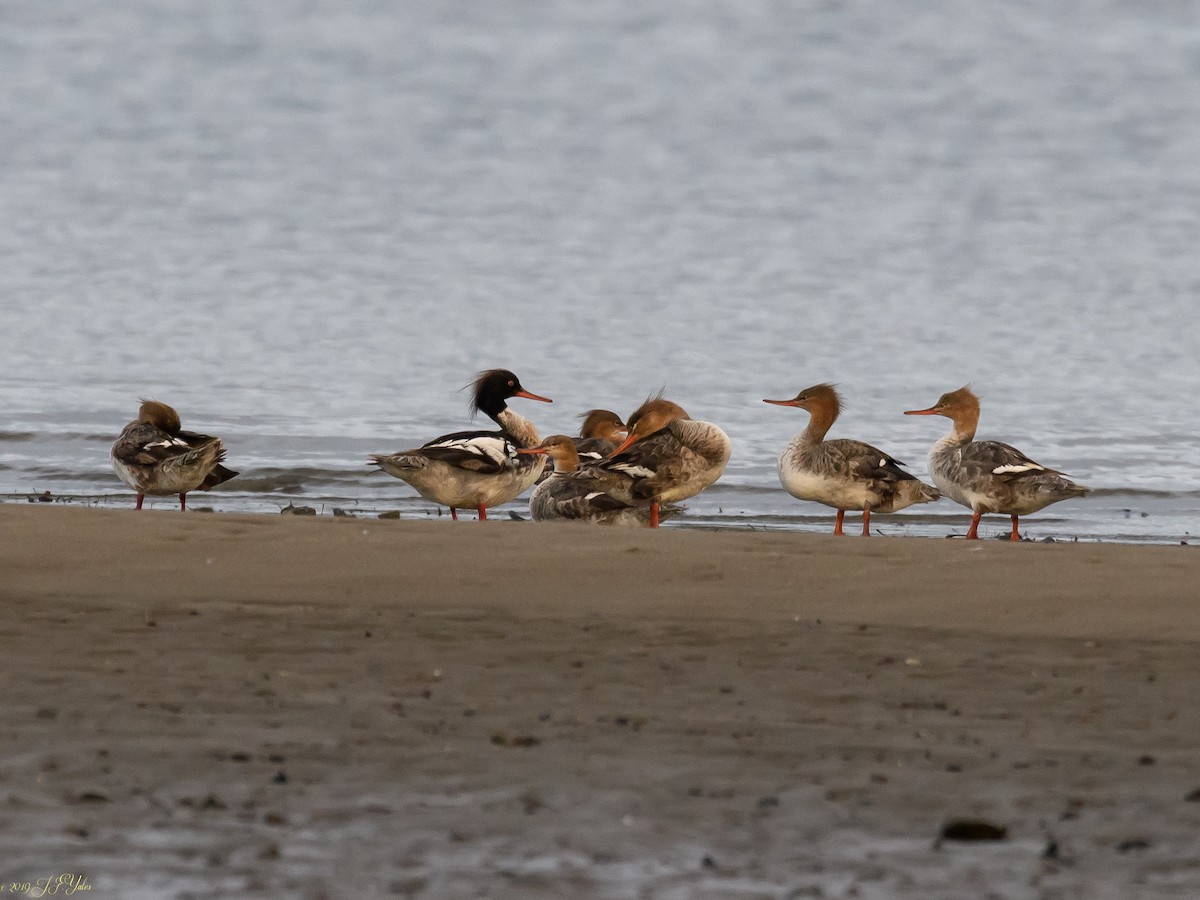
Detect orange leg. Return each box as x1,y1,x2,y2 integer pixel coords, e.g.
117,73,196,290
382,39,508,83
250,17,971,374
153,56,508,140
477,505,488,522
861,509,871,537
965,510,982,540
1009,515,1020,542
648,501,660,528
135,493,144,511
833,509,845,536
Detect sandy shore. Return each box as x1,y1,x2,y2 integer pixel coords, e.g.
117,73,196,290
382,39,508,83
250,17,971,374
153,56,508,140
2,505,1199,899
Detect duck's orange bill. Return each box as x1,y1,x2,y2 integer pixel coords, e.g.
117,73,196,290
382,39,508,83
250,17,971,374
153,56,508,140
516,447,549,455
515,390,553,403
762,398,799,407
608,433,639,457
903,407,939,415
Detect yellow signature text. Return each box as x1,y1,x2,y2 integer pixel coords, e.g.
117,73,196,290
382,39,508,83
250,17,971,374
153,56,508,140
2,875,92,896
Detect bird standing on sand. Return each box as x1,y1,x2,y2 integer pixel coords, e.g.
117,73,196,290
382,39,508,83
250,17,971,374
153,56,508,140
595,397,731,528
763,383,939,536
904,385,1088,541
519,434,681,526
369,369,552,521
111,400,237,510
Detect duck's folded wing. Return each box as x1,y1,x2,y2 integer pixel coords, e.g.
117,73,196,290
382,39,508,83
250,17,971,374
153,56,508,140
964,441,1061,480
574,436,616,463
417,430,516,473
177,428,222,448
545,480,628,520
833,440,915,484
112,424,195,467
599,430,679,477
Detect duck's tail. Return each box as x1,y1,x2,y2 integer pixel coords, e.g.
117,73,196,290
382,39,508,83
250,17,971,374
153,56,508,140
369,453,426,479
200,462,238,490
897,478,941,507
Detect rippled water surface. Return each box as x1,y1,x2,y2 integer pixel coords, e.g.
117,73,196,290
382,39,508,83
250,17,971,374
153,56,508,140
3,1,1199,542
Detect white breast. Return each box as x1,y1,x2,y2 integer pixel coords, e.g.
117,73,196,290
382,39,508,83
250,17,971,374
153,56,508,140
778,459,876,511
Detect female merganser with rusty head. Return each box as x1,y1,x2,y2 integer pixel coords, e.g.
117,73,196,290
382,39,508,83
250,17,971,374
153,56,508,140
534,409,627,486
904,385,1088,541
764,384,939,536
595,397,731,528
519,435,681,526
111,400,238,510
370,369,552,521
575,409,626,460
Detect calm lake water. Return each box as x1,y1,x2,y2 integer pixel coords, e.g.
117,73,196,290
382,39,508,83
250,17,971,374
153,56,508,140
2,1,1199,543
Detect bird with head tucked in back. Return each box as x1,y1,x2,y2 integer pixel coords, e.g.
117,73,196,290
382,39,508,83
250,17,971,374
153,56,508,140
111,400,237,510
534,408,627,485
593,397,731,528
764,383,939,536
574,409,626,460
904,385,1088,541
519,434,682,526
369,369,552,521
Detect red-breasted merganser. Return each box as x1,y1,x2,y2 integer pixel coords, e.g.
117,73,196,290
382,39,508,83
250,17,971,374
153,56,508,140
534,408,627,485
111,400,237,510
575,409,626,460
519,434,681,526
370,369,551,521
764,383,939,536
597,397,731,528
904,385,1088,541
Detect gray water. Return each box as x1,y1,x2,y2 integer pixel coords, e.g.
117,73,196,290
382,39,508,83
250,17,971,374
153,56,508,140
3,1,1200,543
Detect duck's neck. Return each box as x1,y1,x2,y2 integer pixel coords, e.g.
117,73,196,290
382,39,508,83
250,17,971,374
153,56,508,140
550,448,581,474
799,406,835,445
496,407,541,449
935,413,977,451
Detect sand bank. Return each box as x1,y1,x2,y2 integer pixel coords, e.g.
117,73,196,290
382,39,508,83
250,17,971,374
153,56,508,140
2,505,1198,898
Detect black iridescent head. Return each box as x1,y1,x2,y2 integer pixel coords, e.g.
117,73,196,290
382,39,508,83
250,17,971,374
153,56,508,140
468,369,552,420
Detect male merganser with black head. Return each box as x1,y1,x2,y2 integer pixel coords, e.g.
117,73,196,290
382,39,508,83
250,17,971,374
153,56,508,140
904,385,1088,541
370,369,552,521
111,400,237,510
764,383,939,536
520,435,681,526
596,397,731,528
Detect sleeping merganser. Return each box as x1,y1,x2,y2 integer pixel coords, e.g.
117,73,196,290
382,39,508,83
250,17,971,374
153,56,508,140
519,435,681,526
111,400,237,510
904,385,1088,541
597,397,731,528
764,383,939,536
370,369,551,521
575,409,627,460
534,409,627,486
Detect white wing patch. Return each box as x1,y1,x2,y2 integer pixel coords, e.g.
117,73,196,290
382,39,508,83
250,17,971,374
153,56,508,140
611,464,656,479
992,463,1043,475
144,438,189,450
430,436,513,467
584,492,604,501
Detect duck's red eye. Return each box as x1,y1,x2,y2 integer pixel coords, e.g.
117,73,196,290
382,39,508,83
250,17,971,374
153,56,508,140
508,380,515,387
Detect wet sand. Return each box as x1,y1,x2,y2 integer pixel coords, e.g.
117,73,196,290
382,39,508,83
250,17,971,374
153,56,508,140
2,504,1199,899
